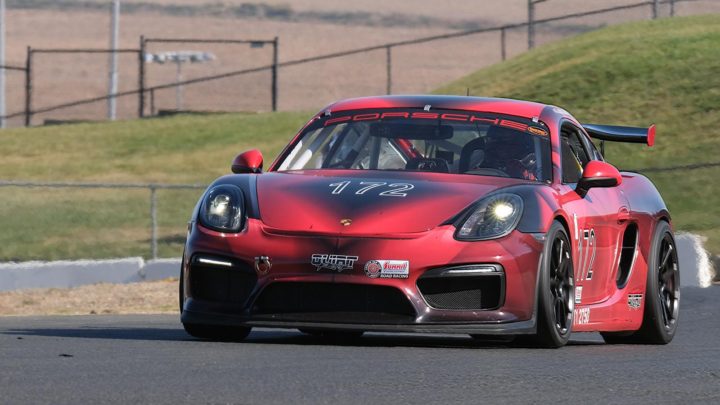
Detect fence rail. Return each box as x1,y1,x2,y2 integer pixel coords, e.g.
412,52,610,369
0,0,709,125
1,158,717,259
0,180,206,259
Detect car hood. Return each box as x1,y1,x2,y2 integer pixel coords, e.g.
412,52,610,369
256,170,527,236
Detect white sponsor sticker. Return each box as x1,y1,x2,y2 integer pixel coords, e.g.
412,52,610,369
574,307,590,325
364,260,409,279
575,286,583,304
628,293,643,310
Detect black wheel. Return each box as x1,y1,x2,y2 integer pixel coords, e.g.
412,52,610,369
529,221,575,348
299,328,364,339
183,323,252,341
602,221,679,344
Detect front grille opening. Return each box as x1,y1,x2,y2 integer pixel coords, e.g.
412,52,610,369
189,256,257,305
252,282,416,322
417,276,503,310
616,223,638,288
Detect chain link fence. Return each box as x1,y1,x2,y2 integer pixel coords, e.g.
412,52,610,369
1,0,717,127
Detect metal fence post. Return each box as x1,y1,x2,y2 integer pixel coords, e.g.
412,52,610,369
652,0,659,19
670,0,675,17
24,47,32,127
138,36,146,118
385,46,392,95
149,88,155,116
150,185,158,259
271,36,278,112
500,27,507,61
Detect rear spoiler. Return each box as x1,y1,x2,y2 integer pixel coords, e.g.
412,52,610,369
582,124,655,147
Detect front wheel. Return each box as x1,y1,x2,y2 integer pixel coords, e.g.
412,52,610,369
528,221,575,348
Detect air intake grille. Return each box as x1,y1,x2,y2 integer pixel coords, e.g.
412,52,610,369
189,258,257,305
252,282,415,323
417,276,502,310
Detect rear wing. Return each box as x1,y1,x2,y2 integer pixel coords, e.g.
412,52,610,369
582,124,655,147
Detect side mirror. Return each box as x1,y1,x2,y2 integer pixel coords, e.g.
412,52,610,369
576,160,622,196
231,149,263,174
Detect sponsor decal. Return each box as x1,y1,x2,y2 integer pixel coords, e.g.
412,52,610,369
311,254,359,273
574,307,590,325
575,286,583,304
528,126,548,137
364,260,410,279
628,293,643,310
364,260,383,278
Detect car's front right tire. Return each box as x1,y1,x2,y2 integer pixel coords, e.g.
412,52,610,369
526,221,575,348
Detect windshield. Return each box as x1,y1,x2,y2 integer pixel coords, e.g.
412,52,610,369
276,109,552,182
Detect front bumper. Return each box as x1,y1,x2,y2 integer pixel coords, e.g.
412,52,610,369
181,219,544,335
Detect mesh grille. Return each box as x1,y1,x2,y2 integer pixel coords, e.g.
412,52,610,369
252,282,416,322
417,276,502,310
189,260,257,305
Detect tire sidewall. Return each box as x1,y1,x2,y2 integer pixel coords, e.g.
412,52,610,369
537,221,574,347
643,220,679,343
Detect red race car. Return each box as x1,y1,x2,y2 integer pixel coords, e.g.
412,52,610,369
180,95,679,347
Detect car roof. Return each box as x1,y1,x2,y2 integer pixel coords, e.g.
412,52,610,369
321,95,548,120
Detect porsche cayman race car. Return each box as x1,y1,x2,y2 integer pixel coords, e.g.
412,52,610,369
180,95,679,347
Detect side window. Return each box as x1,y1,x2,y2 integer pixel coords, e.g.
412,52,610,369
583,134,604,161
561,125,591,183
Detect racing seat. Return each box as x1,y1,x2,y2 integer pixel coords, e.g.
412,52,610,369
458,137,486,173
405,157,450,173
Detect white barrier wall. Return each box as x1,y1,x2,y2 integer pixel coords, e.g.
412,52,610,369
0,258,180,292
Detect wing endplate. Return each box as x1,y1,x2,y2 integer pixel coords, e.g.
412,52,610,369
582,124,655,147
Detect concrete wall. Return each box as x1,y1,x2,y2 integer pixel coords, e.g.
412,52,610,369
0,258,180,292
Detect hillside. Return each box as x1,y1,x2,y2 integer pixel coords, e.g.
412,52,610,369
437,14,720,253
1,15,719,260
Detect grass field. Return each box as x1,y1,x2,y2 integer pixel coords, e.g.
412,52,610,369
2,15,720,260
0,112,308,260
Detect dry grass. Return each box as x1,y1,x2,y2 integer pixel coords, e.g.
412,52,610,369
0,279,179,316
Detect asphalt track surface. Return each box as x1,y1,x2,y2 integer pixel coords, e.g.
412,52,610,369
1,287,719,404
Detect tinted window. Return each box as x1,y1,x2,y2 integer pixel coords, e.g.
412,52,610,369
276,110,552,182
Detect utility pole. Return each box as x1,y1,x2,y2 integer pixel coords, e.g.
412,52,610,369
0,0,6,128
107,0,120,120
528,0,548,50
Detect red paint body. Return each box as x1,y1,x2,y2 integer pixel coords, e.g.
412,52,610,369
182,96,670,336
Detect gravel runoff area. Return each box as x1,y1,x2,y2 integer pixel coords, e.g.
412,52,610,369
0,278,179,316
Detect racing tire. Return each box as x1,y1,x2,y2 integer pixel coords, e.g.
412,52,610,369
179,253,252,341
183,323,252,341
525,221,575,348
601,220,679,344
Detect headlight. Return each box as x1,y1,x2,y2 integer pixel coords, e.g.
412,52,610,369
198,185,245,233
455,193,523,240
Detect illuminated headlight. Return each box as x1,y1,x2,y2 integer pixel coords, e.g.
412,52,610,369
198,185,245,233
456,193,524,240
